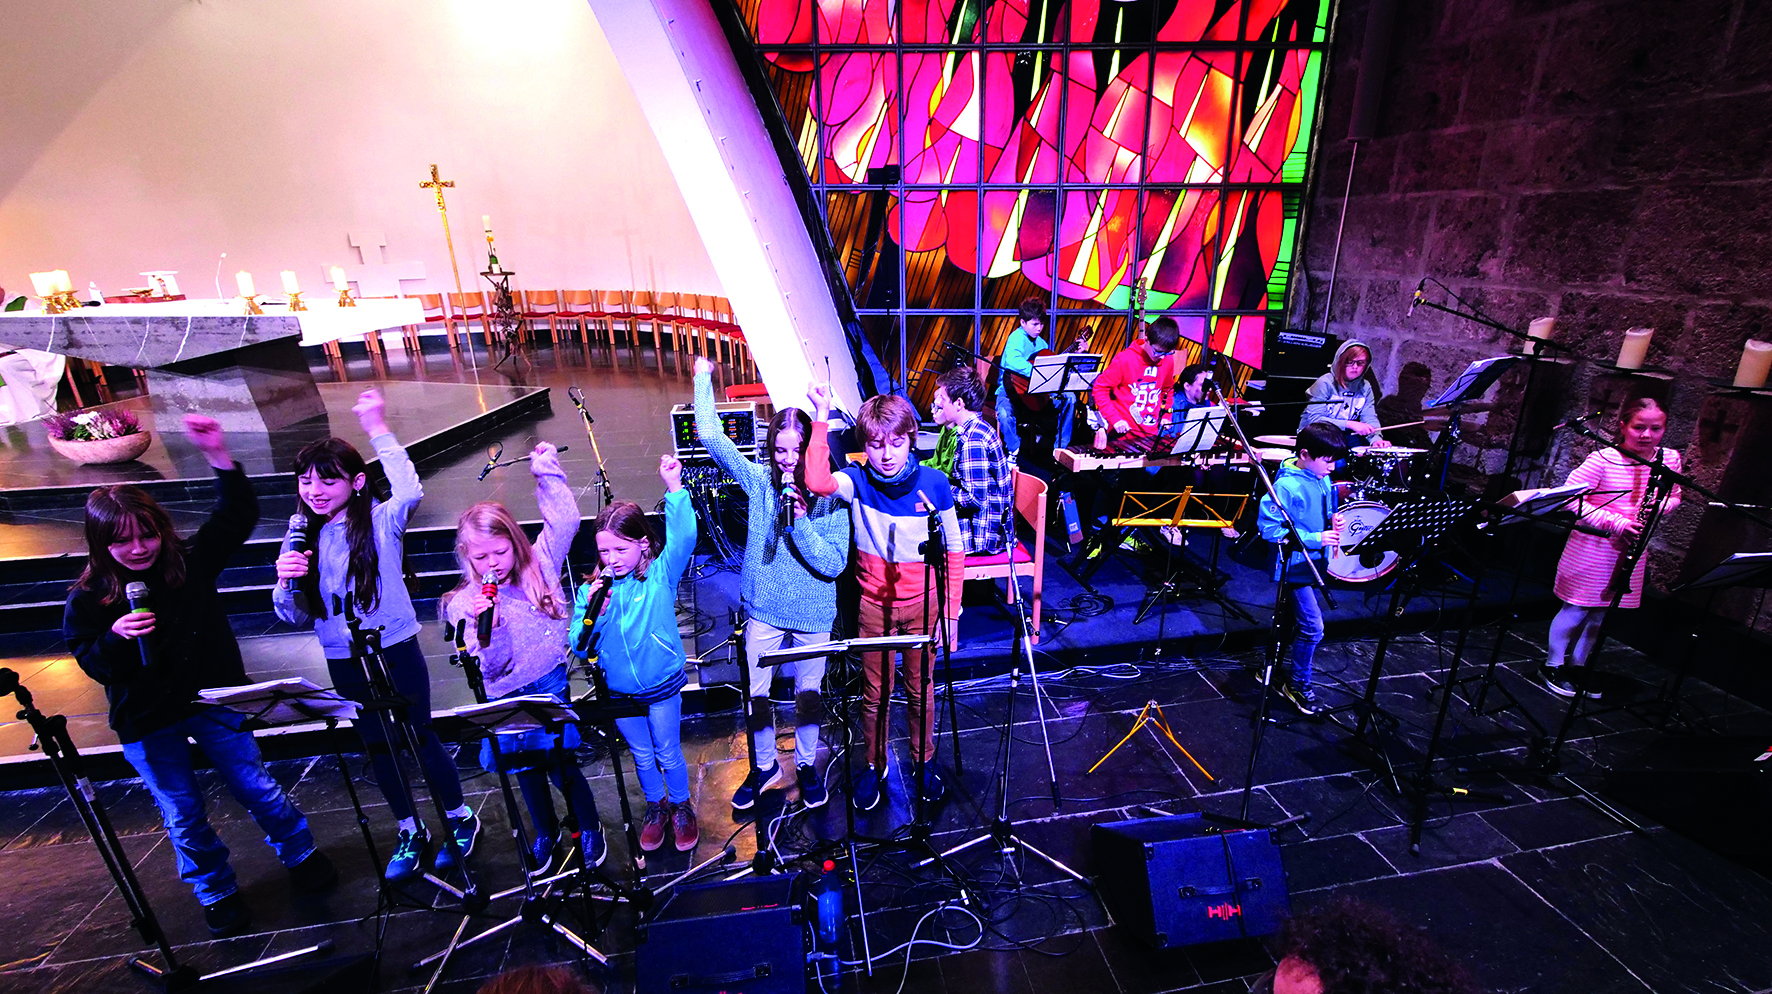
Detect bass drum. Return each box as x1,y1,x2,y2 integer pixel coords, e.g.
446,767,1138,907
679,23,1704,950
1327,500,1398,583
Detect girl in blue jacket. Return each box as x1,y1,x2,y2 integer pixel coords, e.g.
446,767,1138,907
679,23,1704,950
568,454,698,853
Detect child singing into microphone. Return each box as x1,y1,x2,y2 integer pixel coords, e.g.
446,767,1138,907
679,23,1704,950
272,387,476,882
692,357,849,811
567,454,699,853
1541,396,1682,698
65,415,335,938
444,441,604,875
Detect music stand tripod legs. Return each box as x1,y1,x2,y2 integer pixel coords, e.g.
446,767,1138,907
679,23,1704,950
0,669,331,992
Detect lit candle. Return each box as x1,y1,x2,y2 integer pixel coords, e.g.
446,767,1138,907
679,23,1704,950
1734,340,1772,389
1616,327,1653,370
330,266,348,292
483,214,493,236
52,270,74,294
28,272,52,297
281,270,300,295
1524,317,1555,356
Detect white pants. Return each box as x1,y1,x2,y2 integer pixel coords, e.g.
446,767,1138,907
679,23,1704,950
744,618,827,768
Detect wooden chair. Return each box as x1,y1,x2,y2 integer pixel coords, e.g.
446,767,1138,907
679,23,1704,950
558,290,601,345
599,290,633,351
653,291,693,358
447,291,492,350
521,289,562,346
963,470,1048,642
628,290,662,360
417,293,452,350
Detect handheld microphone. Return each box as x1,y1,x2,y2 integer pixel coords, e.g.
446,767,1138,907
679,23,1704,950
1407,277,1425,317
779,482,798,533
1554,414,1590,432
281,513,309,591
124,581,153,669
476,570,499,646
573,577,612,657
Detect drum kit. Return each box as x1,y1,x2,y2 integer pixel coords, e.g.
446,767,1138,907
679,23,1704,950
1252,434,1434,584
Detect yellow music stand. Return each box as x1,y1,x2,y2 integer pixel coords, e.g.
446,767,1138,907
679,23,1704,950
1087,699,1215,782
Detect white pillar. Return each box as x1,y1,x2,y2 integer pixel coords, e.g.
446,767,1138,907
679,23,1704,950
586,0,863,417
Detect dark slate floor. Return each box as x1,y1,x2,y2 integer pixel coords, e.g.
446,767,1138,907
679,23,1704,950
1,617,1769,994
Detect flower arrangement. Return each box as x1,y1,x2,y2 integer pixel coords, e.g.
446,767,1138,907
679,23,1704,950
45,407,144,442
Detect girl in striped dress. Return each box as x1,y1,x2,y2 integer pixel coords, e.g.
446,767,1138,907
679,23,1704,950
1542,397,1681,698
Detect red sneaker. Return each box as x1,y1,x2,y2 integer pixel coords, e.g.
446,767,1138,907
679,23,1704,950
639,801,668,852
672,801,699,852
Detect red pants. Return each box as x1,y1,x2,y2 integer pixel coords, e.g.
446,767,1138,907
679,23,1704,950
858,596,935,770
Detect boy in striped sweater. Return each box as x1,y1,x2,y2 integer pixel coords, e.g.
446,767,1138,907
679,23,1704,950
806,385,965,812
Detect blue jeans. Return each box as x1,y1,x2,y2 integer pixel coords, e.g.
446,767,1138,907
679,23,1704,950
994,391,1075,455
485,665,601,843
329,636,465,821
121,708,315,906
615,694,689,803
1285,583,1326,689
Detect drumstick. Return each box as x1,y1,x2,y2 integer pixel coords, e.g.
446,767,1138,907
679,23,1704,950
1382,419,1428,430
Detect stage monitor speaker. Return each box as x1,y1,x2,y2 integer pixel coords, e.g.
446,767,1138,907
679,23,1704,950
636,873,805,994
1091,813,1290,949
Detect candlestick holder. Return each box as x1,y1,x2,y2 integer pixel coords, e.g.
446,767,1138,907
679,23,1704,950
42,291,83,315
286,291,307,312
242,294,264,316
336,288,357,308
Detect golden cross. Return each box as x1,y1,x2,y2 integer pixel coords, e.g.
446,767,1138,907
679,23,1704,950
419,163,465,299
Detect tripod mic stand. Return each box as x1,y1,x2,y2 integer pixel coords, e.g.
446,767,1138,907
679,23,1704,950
0,669,330,991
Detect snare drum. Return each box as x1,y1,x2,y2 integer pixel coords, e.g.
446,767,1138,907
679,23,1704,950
1327,500,1399,583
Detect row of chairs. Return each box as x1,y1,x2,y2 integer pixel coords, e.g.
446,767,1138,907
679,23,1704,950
413,289,755,379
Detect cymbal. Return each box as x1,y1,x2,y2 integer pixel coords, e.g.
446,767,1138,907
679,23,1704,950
1253,434,1297,448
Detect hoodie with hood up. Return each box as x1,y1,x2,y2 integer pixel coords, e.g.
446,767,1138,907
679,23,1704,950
1298,339,1381,436
1257,457,1339,582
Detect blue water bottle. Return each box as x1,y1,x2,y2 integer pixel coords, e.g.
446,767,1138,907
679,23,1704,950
815,859,844,950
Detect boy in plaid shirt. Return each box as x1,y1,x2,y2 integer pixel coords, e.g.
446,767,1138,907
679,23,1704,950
930,367,1012,556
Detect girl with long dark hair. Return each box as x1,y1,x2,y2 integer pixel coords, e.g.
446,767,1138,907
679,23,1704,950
272,388,475,881
64,414,335,937
692,356,849,812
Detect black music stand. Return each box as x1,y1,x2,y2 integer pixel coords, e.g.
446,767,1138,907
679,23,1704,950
1423,355,1518,491
1656,553,1772,729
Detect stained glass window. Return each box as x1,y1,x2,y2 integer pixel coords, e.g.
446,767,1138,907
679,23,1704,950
737,0,1331,397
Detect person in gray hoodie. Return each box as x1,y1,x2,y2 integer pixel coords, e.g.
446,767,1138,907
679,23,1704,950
273,388,477,882
1298,339,1390,449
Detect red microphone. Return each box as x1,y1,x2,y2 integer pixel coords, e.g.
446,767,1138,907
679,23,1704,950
476,570,499,646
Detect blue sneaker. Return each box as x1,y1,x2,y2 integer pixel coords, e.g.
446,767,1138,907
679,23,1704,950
432,808,480,874
797,763,828,810
527,834,556,879
918,761,948,804
851,768,882,812
732,761,789,810
581,821,607,868
386,829,428,881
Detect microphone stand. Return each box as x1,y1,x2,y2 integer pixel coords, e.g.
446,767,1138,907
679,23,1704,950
1210,381,1330,826
567,386,616,513
0,669,331,991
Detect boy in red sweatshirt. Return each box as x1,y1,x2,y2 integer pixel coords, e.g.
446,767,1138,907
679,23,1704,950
1091,315,1184,450
805,385,965,813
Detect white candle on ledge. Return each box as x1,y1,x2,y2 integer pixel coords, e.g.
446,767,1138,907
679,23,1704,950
28,272,52,297
1734,340,1772,389
1525,316,1555,356
52,270,74,294
1616,327,1653,370
330,267,348,292
280,270,300,295
236,271,256,298
483,214,493,236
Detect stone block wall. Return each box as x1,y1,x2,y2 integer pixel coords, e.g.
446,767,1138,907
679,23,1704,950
1300,0,1772,626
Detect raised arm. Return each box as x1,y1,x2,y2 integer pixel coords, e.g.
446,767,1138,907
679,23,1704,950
693,359,764,492
358,388,423,531
529,442,581,578
803,384,857,502
181,415,258,584
653,456,698,588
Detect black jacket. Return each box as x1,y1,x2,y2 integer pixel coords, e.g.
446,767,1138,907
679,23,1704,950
63,466,257,743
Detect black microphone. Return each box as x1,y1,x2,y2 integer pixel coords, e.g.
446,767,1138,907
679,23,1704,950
281,513,309,591
124,581,153,669
476,570,499,647
1554,414,1590,432
1407,277,1426,317
779,482,798,533
573,577,612,657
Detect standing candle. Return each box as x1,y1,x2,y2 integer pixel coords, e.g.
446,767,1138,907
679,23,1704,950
236,271,256,298
52,271,74,294
330,267,348,291
483,214,493,236
1734,340,1772,389
28,272,52,297
1616,327,1653,370
280,270,300,295
1525,317,1555,356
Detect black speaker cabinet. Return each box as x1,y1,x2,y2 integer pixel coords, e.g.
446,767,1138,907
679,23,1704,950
1091,813,1290,949
636,873,806,994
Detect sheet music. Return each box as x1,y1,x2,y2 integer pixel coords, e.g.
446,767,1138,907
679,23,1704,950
1028,352,1101,393
451,694,577,732
197,677,359,723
